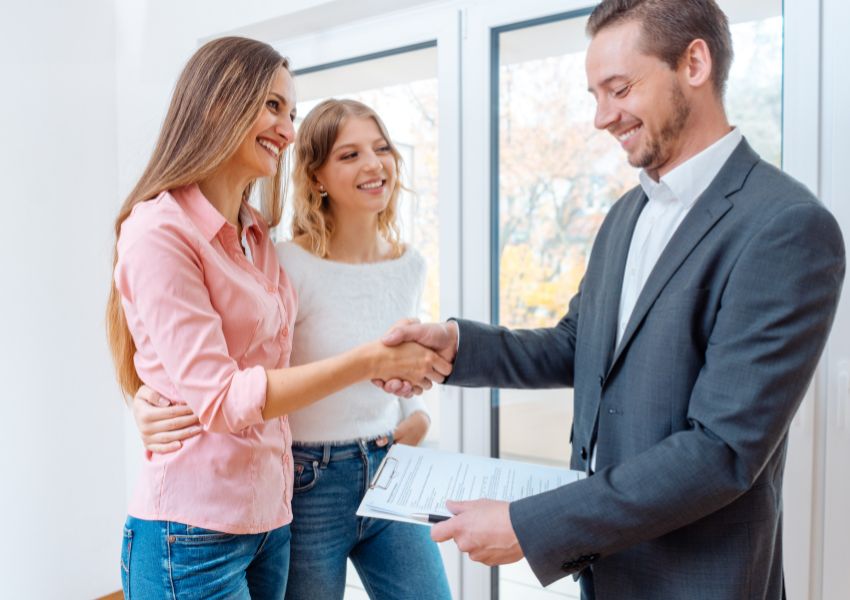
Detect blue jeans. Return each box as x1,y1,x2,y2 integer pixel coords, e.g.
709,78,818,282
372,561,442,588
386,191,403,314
285,437,451,600
121,516,290,600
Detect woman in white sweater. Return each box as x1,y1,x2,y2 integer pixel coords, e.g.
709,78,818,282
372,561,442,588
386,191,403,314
132,99,451,599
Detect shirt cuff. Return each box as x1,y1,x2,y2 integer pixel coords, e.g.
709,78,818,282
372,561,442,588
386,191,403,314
448,317,461,353
218,365,268,432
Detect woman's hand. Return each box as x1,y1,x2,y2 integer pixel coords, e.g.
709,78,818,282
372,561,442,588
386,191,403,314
393,411,430,446
132,385,202,453
366,340,452,390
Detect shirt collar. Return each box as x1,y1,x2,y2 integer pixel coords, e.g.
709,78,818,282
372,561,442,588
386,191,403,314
639,127,743,208
172,183,264,242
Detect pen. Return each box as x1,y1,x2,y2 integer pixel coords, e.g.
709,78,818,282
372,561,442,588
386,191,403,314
410,513,451,524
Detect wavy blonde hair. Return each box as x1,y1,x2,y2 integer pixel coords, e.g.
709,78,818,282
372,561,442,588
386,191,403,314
291,99,403,258
106,36,291,397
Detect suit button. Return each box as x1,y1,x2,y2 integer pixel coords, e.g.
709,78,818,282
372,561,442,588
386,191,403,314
580,446,588,460
598,375,604,387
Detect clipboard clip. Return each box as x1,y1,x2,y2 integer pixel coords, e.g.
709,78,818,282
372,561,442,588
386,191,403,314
369,456,398,490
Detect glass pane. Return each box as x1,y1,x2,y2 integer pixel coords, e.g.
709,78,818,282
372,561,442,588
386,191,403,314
494,2,781,598
287,47,439,599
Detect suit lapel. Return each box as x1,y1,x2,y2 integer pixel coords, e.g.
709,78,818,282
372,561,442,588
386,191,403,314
597,188,647,373
606,139,760,374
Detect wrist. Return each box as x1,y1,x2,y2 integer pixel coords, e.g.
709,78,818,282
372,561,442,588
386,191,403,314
361,340,384,379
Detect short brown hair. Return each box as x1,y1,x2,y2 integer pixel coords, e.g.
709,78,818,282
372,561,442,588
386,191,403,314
587,0,733,97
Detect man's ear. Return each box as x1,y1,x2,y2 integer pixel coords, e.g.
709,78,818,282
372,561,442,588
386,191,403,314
681,38,713,89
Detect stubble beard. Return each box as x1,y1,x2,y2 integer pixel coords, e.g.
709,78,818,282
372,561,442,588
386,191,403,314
631,81,691,172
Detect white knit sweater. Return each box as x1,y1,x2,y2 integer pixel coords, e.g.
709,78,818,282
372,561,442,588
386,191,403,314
276,241,430,443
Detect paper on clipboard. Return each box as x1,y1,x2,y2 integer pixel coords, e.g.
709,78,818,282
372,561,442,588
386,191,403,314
356,444,584,526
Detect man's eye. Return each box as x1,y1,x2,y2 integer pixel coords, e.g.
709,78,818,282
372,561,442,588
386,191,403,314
612,85,631,99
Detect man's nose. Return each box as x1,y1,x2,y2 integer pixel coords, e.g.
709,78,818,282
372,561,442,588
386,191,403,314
594,97,618,131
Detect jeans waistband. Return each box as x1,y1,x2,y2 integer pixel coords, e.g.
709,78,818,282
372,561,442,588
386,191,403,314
291,434,393,466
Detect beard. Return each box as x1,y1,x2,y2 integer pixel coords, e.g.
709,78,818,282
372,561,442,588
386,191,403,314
630,81,691,171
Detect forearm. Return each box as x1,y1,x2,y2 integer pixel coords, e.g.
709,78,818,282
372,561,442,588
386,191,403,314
262,345,374,420
449,317,577,388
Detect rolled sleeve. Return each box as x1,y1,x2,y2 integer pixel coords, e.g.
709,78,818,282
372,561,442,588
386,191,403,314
116,222,267,433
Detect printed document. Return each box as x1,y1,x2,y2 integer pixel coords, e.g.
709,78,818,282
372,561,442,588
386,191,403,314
356,444,584,526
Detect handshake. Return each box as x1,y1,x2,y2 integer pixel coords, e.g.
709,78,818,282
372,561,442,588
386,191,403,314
368,319,460,397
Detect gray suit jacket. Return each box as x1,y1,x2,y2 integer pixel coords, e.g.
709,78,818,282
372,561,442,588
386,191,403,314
448,140,845,599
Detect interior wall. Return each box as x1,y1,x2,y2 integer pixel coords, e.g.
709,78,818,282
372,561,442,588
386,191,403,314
0,0,124,596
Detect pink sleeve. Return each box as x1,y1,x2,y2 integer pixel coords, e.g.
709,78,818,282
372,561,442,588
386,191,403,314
115,224,266,433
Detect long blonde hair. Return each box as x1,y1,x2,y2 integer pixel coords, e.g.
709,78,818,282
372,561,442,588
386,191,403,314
291,99,403,258
106,36,291,397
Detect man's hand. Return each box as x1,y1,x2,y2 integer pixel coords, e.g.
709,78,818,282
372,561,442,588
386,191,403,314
132,385,202,453
374,320,459,397
393,411,430,446
431,499,524,566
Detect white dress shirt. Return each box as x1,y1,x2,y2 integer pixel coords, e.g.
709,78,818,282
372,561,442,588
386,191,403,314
592,127,743,471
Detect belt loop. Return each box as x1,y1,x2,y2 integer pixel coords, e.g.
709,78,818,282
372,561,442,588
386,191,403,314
321,443,331,468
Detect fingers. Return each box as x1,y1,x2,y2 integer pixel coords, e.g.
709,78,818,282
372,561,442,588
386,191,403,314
142,420,202,453
137,403,197,424
146,441,182,454
151,413,202,433
147,424,203,445
431,354,453,377
431,518,457,543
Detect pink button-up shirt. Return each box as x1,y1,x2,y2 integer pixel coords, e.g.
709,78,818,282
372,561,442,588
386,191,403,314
114,184,298,534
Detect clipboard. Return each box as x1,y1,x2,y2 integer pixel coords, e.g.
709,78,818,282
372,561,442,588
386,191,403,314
356,444,584,526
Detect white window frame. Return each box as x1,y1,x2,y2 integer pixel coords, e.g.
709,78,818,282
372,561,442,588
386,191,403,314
272,7,466,597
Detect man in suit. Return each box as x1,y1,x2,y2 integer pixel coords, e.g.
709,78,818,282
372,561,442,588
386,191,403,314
377,0,845,597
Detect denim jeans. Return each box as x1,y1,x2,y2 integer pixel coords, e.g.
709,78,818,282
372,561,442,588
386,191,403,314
285,437,451,600
121,516,290,600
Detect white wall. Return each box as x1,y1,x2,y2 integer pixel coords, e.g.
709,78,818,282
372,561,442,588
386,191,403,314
0,0,124,597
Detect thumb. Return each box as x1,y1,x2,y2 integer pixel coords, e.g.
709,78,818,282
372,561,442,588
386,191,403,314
382,322,423,346
430,518,455,543
137,386,168,407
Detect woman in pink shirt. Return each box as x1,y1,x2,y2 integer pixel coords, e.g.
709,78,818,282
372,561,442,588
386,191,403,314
107,37,449,600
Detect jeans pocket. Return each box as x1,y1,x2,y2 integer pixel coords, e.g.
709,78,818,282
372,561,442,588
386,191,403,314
293,458,320,494
120,526,133,599
170,524,237,544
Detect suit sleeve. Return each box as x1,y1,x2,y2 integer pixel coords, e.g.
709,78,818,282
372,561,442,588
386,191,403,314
446,279,583,389
508,201,845,585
